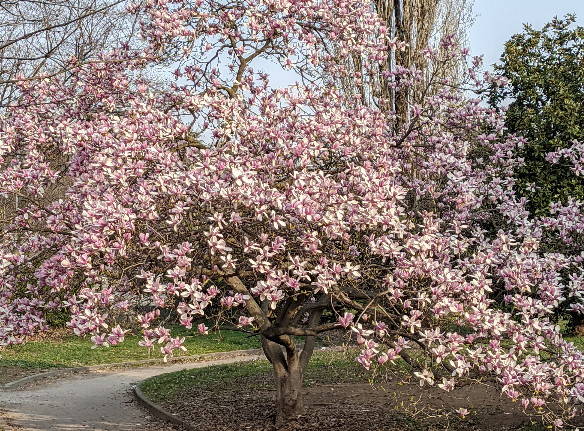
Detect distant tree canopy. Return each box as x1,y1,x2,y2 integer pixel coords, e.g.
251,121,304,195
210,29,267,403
488,15,584,217
0,0,135,107
339,0,473,129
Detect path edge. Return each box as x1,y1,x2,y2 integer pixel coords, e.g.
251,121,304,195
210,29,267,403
132,346,350,429
133,349,267,430
134,385,197,431
1,348,264,390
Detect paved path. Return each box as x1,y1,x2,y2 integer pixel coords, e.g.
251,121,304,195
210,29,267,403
0,353,263,430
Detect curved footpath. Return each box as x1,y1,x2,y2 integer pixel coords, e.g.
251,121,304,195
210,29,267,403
0,350,263,431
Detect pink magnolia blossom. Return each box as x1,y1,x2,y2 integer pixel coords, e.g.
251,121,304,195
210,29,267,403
456,408,470,418
338,312,354,328
197,323,209,335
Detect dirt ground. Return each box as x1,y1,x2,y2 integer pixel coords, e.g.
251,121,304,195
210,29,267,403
0,367,48,386
159,376,584,431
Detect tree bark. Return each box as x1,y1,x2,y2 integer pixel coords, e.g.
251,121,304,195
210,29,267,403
274,356,304,426
261,336,307,427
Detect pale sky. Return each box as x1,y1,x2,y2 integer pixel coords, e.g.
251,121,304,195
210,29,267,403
262,1,584,87
470,0,584,68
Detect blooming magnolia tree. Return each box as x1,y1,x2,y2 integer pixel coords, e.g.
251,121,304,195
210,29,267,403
0,0,583,427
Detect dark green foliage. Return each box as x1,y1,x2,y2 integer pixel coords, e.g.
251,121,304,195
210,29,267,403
488,15,584,216
44,310,71,328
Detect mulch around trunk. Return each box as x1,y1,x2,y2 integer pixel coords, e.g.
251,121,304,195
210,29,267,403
155,372,584,431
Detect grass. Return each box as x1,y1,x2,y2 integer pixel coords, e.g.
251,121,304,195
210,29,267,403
0,328,259,369
566,335,583,351
139,334,584,405
139,349,372,402
139,348,411,402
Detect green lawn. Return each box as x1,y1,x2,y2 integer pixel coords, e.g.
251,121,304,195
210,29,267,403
139,349,368,402
2,330,580,371
0,328,259,369
566,335,583,351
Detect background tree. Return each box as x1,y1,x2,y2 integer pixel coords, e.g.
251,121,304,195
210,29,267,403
487,15,584,333
340,0,473,127
0,0,136,107
488,15,584,217
0,0,139,245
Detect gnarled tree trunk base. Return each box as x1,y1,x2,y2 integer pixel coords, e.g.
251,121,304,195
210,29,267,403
274,363,304,427
260,336,312,428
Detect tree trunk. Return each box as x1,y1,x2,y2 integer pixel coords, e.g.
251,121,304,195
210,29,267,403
261,336,309,427
274,359,304,426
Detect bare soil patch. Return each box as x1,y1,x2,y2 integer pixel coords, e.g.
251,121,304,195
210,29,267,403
158,373,584,431
0,366,48,385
